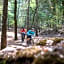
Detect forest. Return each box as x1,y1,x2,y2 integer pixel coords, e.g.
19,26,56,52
0,0,64,64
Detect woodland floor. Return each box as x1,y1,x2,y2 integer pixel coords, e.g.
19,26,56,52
0,29,64,48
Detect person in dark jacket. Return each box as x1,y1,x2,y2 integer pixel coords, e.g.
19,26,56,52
20,27,26,42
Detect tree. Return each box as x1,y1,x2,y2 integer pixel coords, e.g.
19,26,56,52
62,1,64,17
27,0,30,30
32,0,39,36
1,0,8,49
14,0,17,40
32,0,38,26
35,0,39,36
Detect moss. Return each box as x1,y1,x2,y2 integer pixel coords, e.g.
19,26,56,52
0,59,6,64
37,40,46,46
6,58,15,64
36,38,64,46
53,38,64,45
33,52,64,64
15,57,34,64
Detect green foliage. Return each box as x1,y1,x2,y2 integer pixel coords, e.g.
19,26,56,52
0,1,3,15
0,0,64,28
7,0,14,27
38,11,46,17
0,11,2,15
30,0,36,10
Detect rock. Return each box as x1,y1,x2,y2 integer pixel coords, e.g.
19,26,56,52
46,40,53,46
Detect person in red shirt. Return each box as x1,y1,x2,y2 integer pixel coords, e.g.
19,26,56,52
20,27,26,42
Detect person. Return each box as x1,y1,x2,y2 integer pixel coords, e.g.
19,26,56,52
20,27,26,42
26,28,35,45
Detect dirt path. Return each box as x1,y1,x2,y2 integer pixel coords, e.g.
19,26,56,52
0,31,64,48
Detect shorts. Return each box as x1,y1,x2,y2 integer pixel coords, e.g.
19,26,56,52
27,35,31,39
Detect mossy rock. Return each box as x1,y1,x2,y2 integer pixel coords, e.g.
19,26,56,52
32,52,64,64
15,57,34,64
53,38,64,45
37,40,46,46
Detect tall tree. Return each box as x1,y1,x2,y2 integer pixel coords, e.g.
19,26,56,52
62,1,64,17
27,0,30,30
35,0,39,36
32,0,38,26
1,0,8,49
33,0,38,36
14,0,17,40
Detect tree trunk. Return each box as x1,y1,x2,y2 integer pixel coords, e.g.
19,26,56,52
27,0,30,31
35,0,39,36
32,0,38,27
32,6,38,27
62,1,64,17
1,0,8,49
14,0,17,40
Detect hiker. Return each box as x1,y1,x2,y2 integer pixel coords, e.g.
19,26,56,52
20,27,26,42
26,28,35,45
